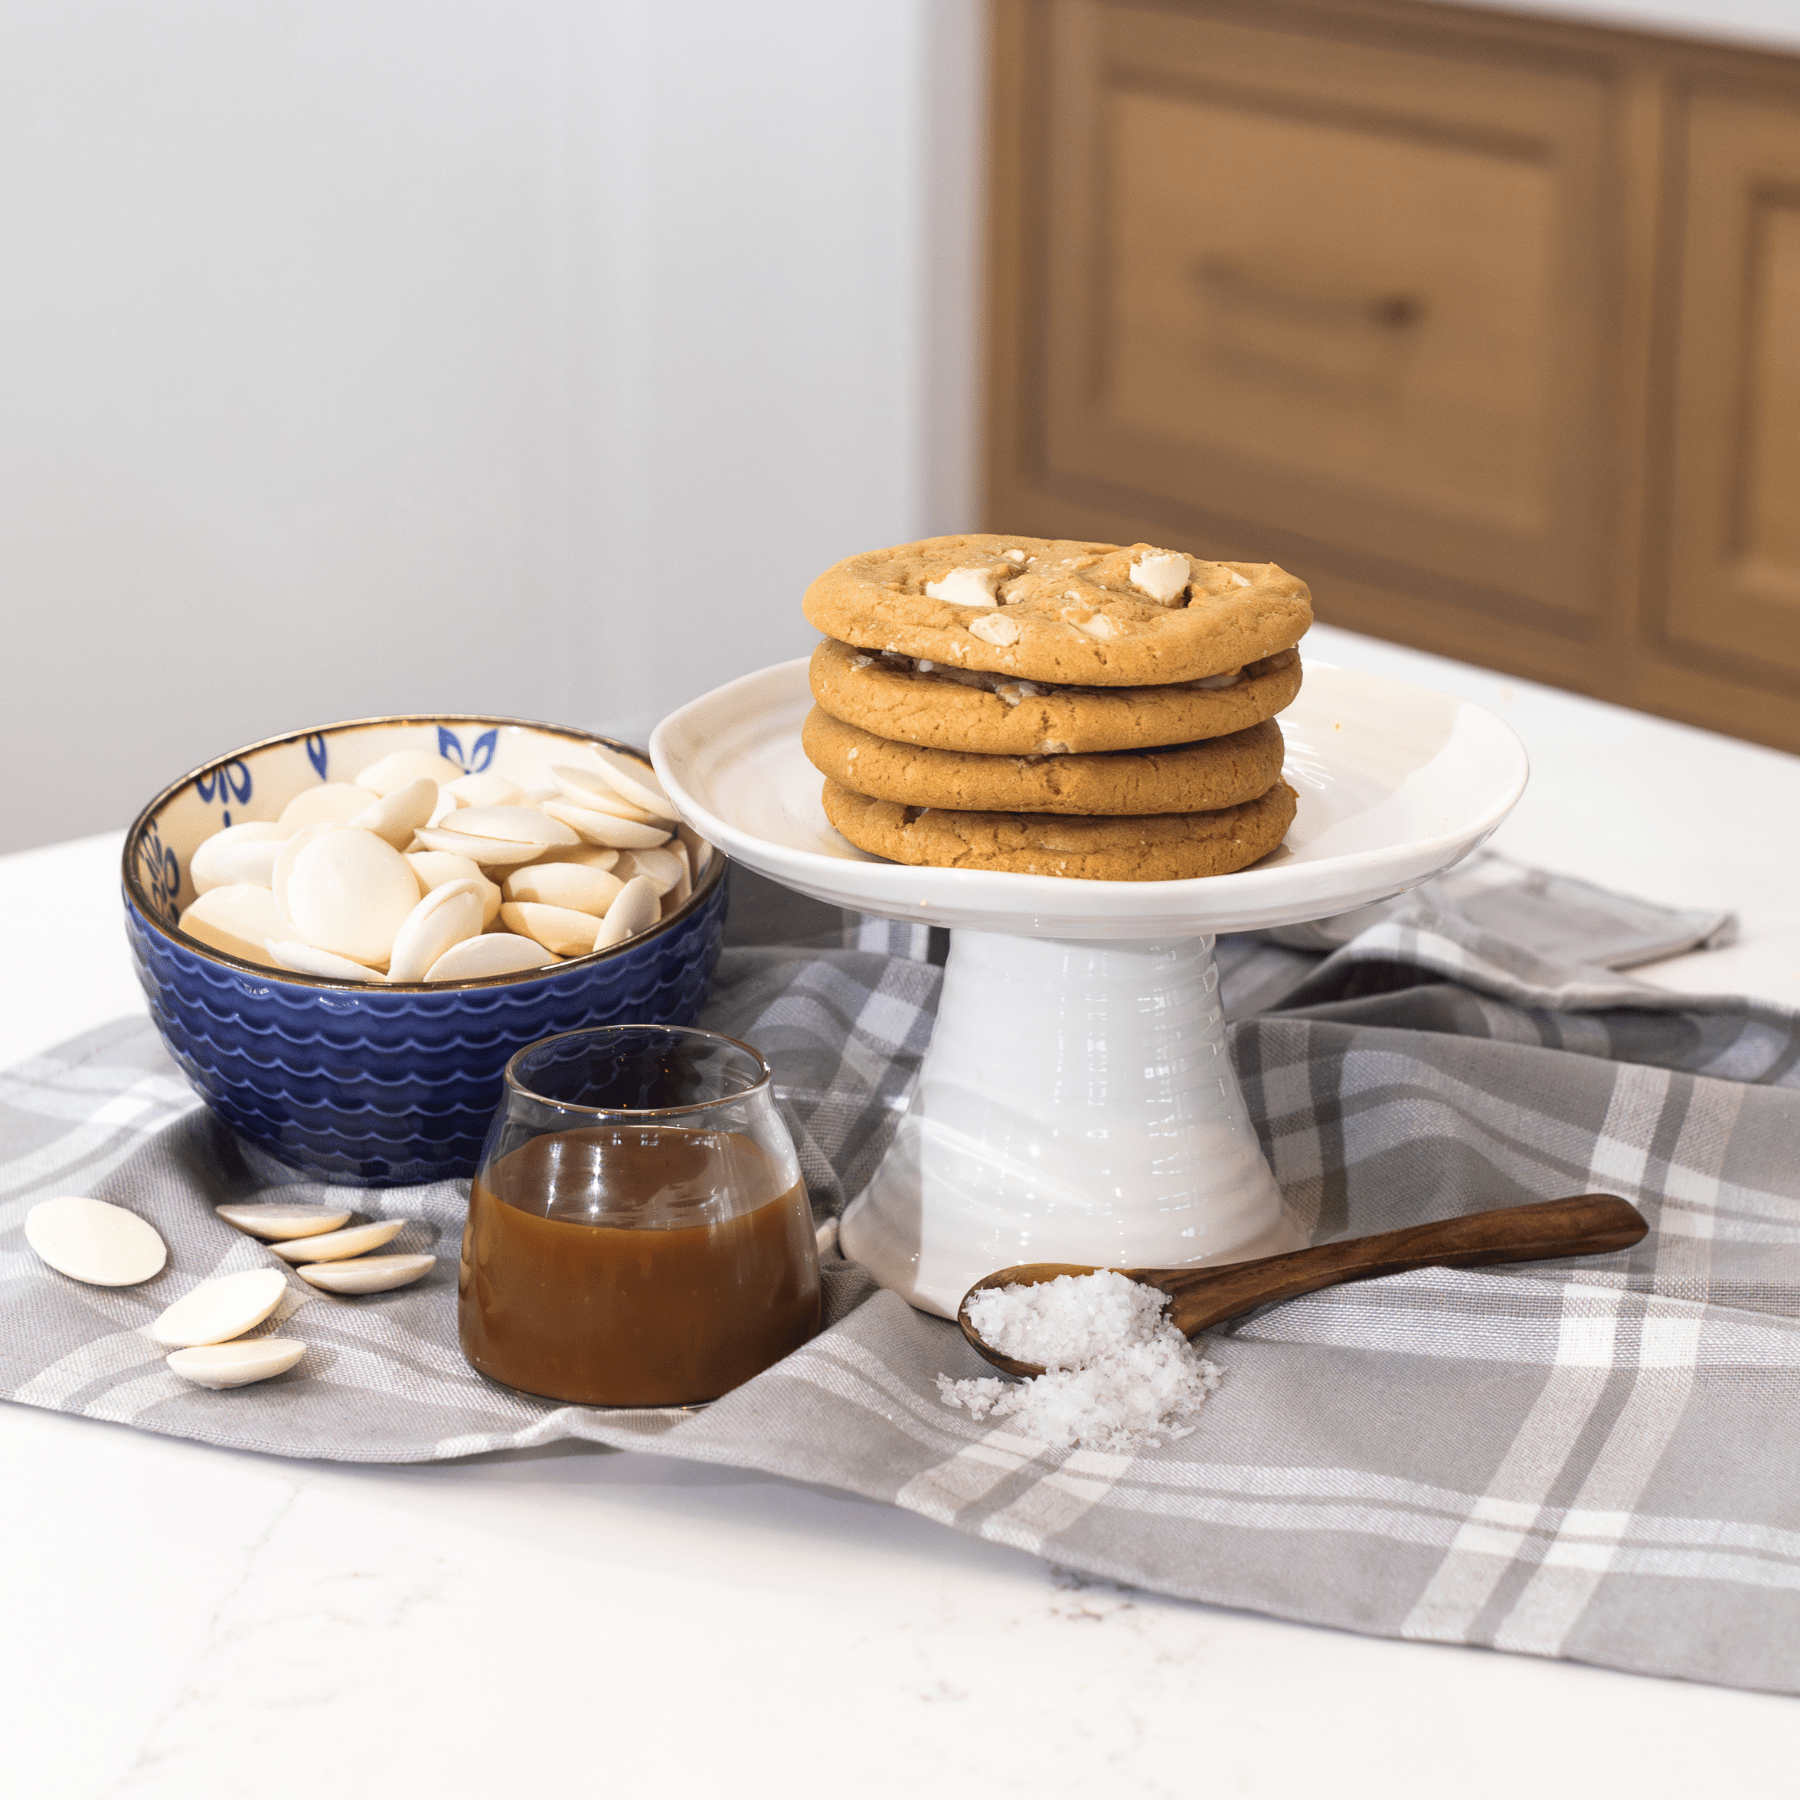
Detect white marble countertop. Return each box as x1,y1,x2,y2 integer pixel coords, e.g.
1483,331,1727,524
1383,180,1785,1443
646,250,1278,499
5,626,1798,1796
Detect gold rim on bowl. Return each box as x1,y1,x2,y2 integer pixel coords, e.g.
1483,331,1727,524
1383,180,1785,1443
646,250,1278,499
121,712,726,992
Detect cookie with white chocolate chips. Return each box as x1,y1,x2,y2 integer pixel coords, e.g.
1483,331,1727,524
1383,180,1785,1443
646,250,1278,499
802,708,1286,816
820,778,1299,881
808,638,1302,754
802,533,1311,687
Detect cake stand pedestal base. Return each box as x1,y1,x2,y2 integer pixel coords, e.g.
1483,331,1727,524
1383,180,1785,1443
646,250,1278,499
839,929,1303,1318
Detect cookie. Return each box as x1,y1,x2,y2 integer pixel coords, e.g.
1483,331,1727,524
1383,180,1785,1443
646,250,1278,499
820,778,1299,881
803,707,1286,816
802,533,1311,687
809,638,1302,754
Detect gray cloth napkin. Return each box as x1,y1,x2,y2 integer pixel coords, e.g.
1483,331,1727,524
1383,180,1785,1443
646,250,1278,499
1258,849,1739,968
4,863,1799,1697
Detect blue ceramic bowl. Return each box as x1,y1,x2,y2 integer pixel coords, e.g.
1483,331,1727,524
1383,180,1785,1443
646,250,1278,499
123,714,727,1186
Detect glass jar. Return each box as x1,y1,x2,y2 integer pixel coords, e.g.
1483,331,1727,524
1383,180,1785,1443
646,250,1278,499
458,1025,819,1406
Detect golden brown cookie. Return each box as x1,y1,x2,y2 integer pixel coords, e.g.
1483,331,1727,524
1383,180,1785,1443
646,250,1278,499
803,708,1285,816
809,638,1302,754
820,779,1298,881
802,533,1311,687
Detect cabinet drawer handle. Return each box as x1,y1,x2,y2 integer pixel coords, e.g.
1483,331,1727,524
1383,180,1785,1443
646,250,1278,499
1191,256,1426,332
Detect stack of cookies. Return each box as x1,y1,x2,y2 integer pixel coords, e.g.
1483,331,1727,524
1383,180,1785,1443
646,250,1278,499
801,534,1311,881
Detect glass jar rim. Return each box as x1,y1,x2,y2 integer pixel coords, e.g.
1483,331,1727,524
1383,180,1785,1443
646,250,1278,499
501,1024,772,1118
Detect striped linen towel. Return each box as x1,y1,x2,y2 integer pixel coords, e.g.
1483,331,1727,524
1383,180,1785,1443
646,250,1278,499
3,858,1797,1695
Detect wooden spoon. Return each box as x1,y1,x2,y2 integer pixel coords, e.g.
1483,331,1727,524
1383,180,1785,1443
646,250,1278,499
957,1193,1648,1377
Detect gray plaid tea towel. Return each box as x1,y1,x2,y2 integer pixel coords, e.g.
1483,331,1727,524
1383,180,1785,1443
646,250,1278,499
4,857,1800,1697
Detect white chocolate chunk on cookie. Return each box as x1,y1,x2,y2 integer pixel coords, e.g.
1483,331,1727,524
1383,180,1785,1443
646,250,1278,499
925,566,1000,607
1130,550,1192,604
968,613,1020,646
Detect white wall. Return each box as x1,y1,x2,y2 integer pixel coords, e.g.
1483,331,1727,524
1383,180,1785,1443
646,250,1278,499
0,0,984,853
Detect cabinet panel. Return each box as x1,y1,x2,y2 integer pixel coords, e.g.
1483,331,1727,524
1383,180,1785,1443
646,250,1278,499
1745,203,1800,570
1034,1,1617,639
1106,87,1557,535
1662,90,1800,688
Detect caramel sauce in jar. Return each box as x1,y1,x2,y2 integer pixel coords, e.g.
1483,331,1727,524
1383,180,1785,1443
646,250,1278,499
458,1124,821,1406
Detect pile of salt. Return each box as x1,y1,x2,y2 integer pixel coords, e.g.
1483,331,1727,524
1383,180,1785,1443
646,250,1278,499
937,1270,1223,1454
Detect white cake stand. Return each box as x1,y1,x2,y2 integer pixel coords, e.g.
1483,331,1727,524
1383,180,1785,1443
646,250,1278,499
651,659,1528,1318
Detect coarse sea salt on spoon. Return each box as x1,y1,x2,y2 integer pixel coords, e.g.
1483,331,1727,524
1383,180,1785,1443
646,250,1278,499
948,1199,1652,1451
295,1254,435,1295
268,1219,407,1264
940,1271,1222,1453
215,1202,352,1241
26,1196,168,1287
150,1268,291,1348
167,1338,306,1389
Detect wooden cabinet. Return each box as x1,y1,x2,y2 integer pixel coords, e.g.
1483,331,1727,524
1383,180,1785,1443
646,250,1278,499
1657,85,1800,743
987,0,1800,754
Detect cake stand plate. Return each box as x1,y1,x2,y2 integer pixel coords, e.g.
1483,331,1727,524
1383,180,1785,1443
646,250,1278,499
652,659,1528,1317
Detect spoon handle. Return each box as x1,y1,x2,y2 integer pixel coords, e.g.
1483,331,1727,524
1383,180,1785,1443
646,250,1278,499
1150,1193,1647,1337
